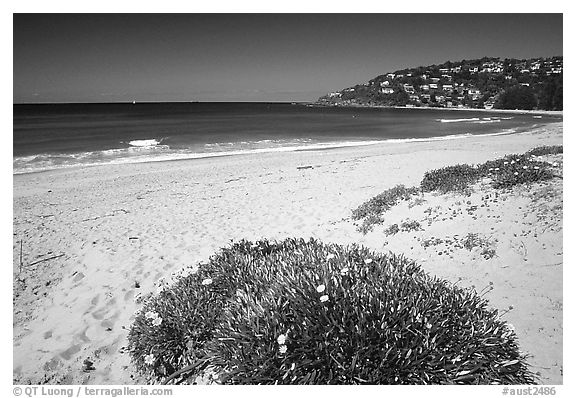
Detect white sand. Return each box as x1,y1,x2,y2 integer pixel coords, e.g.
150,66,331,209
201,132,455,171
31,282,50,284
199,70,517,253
13,122,563,384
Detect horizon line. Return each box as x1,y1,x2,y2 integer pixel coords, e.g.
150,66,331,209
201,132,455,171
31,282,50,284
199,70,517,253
13,100,315,106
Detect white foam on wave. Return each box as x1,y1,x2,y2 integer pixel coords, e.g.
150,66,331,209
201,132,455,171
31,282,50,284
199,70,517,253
128,139,161,147
437,117,480,123
473,119,502,124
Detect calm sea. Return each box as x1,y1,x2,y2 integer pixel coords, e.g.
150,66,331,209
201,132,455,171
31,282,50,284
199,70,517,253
13,102,562,174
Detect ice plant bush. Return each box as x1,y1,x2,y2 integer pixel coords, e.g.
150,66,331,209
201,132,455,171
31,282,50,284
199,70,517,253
420,164,480,193
525,145,563,157
351,185,419,221
128,238,535,385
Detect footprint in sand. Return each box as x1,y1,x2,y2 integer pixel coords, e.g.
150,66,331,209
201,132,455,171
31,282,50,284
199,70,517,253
92,298,116,320
124,289,134,302
60,344,82,360
101,312,120,330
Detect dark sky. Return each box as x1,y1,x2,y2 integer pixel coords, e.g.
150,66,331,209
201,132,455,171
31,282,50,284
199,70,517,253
13,14,563,103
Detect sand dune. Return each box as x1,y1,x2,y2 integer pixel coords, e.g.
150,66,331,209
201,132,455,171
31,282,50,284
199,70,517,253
13,122,562,384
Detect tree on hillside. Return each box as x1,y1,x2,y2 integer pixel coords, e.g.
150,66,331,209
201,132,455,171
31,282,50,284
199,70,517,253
496,85,537,110
539,77,563,111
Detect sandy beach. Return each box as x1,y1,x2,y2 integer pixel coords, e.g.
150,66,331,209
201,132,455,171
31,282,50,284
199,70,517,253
13,122,563,385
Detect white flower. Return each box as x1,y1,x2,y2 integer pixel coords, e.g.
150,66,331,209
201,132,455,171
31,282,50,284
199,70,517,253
552,162,558,167
523,166,528,169
326,254,335,260
494,168,500,171
279,345,287,354
277,334,287,345
316,284,326,293
425,323,432,329
534,166,540,170
144,354,155,365
152,317,163,326
320,295,329,303
451,355,462,364
291,363,296,371
511,160,515,164
201,278,213,286
340,267,350,276
488,168,493,171
514,172,519,176
364,258,373,264
145,311,159,319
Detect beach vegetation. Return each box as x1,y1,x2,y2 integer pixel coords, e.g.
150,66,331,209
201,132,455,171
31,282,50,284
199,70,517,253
128,238,535,385
408,196,427,208
525,145,563,157
357,214,385,234
400,220,422,232
420,164,480,193
352,146,561,231
384,223,399,236
352,185,419,233
461,233,497,260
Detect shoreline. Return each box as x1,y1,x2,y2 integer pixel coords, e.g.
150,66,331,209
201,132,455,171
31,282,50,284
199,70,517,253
13,120,562,177
13,122,563,384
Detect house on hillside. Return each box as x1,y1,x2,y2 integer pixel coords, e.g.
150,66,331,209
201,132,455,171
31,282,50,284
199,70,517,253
403,84,415,93
381,87,394,94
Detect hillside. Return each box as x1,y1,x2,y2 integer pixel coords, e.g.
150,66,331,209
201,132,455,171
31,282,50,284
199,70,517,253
317,56,562,111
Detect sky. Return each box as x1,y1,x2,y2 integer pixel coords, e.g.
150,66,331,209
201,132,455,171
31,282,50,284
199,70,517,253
13,13,563,103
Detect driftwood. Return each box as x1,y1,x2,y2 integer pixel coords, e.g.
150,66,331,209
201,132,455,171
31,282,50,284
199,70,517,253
224,177,246,183
28,253,65,267
82,209,130,222
19,240,23,275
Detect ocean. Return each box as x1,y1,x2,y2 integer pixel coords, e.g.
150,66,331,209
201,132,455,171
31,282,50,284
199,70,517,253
13,102,562,174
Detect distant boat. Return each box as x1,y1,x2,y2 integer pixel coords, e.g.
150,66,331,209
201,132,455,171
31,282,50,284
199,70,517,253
132,100,136,105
